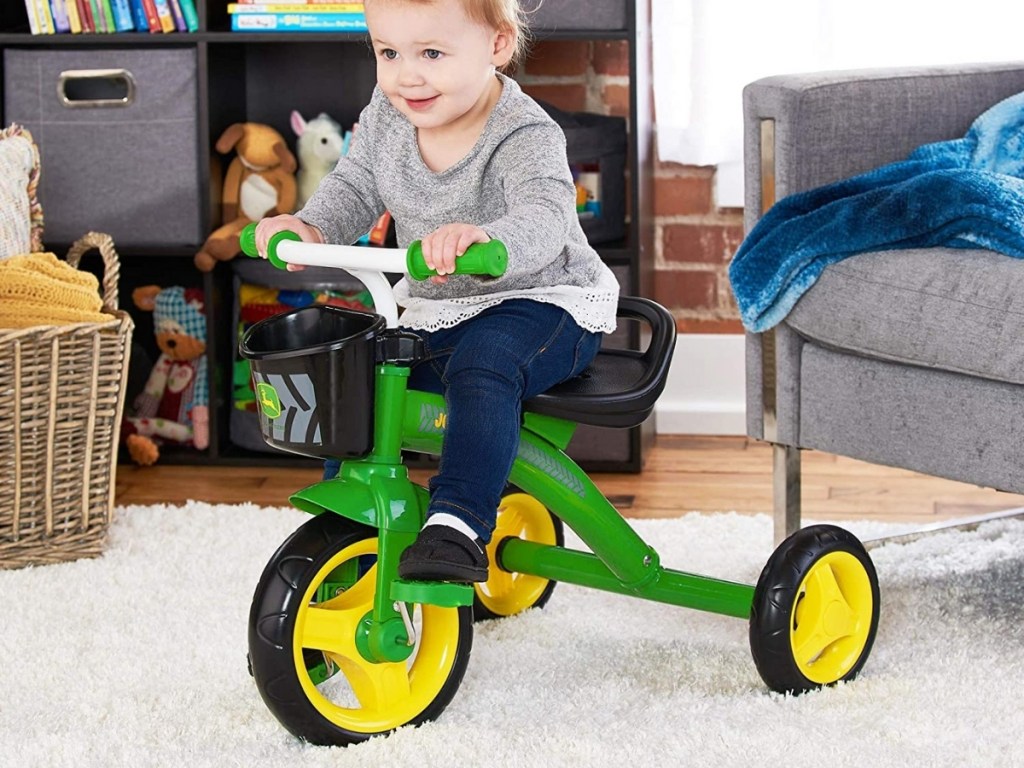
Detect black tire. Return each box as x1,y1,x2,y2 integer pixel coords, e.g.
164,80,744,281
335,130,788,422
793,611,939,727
248,513,473,746
749,524,880,694
473,492,564,621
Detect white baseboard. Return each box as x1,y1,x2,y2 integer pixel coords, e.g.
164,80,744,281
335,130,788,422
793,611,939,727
653,334,746,435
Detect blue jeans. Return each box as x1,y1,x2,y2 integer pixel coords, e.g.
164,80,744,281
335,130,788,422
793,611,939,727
323,299,601,542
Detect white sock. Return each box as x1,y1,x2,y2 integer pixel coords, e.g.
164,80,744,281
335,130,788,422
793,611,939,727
424,512,480,542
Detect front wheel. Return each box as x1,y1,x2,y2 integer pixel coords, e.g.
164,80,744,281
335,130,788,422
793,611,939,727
248,513,473,746
749,524,880,694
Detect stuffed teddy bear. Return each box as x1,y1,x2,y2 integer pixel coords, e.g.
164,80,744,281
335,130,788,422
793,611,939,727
291,110,346,208
121,285,209,466
194,122,298,272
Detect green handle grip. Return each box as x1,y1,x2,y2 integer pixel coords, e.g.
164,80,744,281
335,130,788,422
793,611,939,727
239,222,259,258
406,239,508,281
239,222,298,270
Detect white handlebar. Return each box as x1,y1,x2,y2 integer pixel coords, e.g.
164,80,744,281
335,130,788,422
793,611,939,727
272,239,405,328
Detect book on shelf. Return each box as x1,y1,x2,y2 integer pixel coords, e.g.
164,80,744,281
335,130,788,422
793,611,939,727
49,0,72,33
109,0,135,30
127,0,147,30
103,0,120,31
22,0,195,32
89,0,110,32
76,0,94,32
25,0,55,33
137,0,162,31
227,2,363,10
64,0,83,32
24,0,38,33
167,0,187,31
230,0,359,4
231,12,368,31
151,0,176,31
177,0,198,31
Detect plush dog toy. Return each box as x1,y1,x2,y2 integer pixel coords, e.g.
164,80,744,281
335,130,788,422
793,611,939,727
291,110,346,208
194,123,298,272
122,286,209,466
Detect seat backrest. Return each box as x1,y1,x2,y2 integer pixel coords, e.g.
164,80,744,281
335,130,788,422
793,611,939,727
524,296,677,429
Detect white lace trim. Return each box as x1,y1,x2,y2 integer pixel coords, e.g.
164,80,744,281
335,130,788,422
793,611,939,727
393,270,620,333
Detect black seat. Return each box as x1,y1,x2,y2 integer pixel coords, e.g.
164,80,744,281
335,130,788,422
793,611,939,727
525,296,676,429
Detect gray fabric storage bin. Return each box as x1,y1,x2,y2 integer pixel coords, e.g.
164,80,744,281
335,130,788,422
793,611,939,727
526,0,626,30
3,48,201,247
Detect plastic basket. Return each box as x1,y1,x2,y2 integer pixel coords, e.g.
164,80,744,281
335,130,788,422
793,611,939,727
239,305,385,460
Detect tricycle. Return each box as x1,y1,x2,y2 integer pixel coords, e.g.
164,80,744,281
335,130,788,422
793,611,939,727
237,223,880,746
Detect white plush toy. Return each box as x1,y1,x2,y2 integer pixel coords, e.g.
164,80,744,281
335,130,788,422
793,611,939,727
290,110,347,208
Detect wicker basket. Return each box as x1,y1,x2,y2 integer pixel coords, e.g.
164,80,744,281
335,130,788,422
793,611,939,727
0,233,134,569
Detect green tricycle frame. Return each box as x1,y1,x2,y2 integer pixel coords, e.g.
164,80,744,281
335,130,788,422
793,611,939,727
239,224,881,746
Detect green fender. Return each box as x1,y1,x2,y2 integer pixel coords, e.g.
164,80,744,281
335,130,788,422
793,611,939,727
290,475,427,533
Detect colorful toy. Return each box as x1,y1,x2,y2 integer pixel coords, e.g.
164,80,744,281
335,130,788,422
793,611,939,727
290,110,348,208
122,285,208,465
233,281,373,414
237,223,881,747
288,112,392,244
572,162,603,219
194,123,298,272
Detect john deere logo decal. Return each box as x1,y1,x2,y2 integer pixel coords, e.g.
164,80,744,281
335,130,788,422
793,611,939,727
257,383,282,418
419,403,447,433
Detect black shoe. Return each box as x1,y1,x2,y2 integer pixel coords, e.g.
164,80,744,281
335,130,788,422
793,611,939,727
397,525,489,583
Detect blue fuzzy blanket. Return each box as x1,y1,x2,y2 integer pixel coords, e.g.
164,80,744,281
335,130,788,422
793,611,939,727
728,90,1024,332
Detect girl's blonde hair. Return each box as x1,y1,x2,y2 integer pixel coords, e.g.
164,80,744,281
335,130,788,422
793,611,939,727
367,0,531,71
469,0,530,70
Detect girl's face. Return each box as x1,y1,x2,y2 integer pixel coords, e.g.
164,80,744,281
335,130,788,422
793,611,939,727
366,0,514,132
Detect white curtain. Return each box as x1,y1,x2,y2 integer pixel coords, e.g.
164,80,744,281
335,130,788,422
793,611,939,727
653,1,1024,208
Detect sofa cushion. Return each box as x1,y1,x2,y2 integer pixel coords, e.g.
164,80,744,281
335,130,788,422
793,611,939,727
785,247,1024,385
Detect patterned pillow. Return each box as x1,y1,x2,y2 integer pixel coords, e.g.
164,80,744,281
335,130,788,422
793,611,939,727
0,124,44,260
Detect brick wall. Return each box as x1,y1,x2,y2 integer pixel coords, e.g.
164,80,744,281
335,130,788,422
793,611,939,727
518,40,745,334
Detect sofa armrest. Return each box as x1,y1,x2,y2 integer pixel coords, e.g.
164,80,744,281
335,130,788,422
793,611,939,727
741,62,1024,444
743,62,1024,232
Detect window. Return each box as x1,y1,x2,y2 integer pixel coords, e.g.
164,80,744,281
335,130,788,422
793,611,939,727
653,0,1024,207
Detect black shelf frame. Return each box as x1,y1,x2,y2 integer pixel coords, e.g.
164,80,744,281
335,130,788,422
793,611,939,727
1,0,653,472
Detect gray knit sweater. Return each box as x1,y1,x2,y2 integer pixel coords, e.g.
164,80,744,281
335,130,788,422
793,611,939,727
297,73,619,333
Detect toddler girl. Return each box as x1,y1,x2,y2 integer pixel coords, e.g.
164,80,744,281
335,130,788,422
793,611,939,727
255,0,619,582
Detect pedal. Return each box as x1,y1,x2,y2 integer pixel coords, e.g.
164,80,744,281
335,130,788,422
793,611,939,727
390,579,474,607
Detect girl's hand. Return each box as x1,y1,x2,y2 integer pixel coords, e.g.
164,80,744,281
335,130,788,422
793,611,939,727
420,223,490,284
254,214,324,271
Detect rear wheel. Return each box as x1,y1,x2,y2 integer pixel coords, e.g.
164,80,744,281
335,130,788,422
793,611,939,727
474,492,564,620
749,524,880,694
248,513,473,745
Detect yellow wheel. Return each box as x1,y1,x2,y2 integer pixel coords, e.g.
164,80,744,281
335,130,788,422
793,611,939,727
474,492,563,621
749,524,880,693
248,514,472,745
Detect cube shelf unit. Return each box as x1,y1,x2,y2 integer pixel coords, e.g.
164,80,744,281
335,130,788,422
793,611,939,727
0,0,654,471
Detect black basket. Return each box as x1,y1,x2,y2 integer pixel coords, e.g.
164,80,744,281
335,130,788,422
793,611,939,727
239,305,386,460
228,257,375,454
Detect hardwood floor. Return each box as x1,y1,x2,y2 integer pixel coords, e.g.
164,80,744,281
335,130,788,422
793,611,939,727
114,435,1024,525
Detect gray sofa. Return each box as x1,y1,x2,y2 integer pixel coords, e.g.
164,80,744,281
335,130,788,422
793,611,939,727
742,62,1024,543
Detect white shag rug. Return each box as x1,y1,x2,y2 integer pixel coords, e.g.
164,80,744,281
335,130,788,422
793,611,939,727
3,501,1024,768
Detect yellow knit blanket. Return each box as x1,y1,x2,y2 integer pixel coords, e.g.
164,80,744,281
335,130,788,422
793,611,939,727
0,252,110,329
